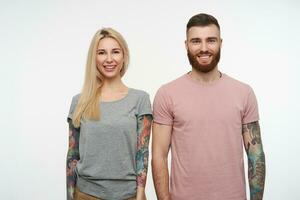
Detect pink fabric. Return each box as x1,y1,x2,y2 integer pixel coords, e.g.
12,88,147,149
153,73,259,200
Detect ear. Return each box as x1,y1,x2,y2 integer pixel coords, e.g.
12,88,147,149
185,40,188,50
220,38,223,48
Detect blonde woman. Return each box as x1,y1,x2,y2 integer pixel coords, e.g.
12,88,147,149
66,28,152,200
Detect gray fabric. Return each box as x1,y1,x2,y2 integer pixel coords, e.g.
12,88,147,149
67,88,152,200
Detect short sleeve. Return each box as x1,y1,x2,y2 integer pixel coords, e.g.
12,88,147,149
153,86,173,126
242,87,259,124
137,92,152,117
67,95,79,121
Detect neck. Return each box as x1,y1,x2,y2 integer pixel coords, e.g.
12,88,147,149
101,77,127,93
190,67,221,84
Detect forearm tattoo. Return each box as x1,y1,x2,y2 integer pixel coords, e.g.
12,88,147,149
242,121,266,200
66,120,80,200
136,114,152,187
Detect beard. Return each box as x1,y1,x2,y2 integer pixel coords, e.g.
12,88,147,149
187,48,221,73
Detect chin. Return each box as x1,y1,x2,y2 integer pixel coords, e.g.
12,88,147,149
102,73,121,79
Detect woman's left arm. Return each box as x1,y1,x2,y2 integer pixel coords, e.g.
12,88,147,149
136,114,153,199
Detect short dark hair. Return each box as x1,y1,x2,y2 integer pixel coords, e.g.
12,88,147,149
186,13,220,33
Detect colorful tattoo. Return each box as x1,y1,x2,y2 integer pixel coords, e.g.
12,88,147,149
66,120,80,200
136,114,152,187
242,121,266,200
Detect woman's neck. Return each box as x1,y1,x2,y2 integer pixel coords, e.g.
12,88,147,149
100,78,128,102
101,77,127,93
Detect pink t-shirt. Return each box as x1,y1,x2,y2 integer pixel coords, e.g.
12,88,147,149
153,73,259,200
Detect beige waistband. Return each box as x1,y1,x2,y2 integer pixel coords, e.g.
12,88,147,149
74,187,136,200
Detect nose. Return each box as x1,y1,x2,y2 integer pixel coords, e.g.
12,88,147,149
200,42,208,52
105,53,113,63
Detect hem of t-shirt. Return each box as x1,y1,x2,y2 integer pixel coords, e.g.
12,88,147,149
67,117,72,123
153,119,173,126
242,117,260,125
67,114,72,121
77,177,136,200
137,111,153,117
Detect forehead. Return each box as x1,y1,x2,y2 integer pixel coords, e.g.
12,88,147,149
187,25,220,39
97,37,121,49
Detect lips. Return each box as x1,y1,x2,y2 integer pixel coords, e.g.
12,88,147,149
103,65,117,71
198,55,210,58
197,54,212,62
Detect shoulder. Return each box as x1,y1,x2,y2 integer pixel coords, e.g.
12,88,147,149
67,93,81,118
69,93,81,109
154,75,186,106
130,88,149,95
223,74,254,92
129,88,152,114
156,74,188,95
163,74,187,89
71,93,81,103
129,88,150,98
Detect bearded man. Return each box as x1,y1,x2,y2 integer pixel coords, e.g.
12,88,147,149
152,13,266,200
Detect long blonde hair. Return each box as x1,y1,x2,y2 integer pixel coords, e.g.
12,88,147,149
72,28,130,128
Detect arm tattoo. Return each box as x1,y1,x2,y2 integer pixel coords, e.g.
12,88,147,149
66,120,80,200
136,114,152,187
242,121,266,200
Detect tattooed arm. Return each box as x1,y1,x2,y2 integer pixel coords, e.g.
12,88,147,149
136,114,152,199
66,119,80,200
242,121,266,200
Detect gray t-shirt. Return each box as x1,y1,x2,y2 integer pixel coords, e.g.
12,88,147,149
67,88,152,200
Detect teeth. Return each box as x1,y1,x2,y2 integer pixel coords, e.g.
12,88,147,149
198,56,210,60
198,54,210,58
104,65,116,69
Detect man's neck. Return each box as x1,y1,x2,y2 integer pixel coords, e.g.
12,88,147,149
189,67,221,84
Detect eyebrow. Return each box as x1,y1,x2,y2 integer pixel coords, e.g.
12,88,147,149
207,37,218,40
189,37,218,41
96,48,122,52
190,38,201,42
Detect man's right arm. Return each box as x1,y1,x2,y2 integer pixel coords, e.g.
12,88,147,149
151,122,172,200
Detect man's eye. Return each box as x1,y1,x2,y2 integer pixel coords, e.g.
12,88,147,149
208,39,216,43
192,40,200,44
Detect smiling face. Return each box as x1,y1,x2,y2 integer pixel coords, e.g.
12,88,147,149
96,37,124,80
186,25,222,73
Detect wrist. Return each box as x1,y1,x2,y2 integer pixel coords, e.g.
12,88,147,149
137,186,145,194
136,186,146,200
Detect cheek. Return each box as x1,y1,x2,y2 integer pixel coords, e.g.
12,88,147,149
209,44,221,52
187,45,199,54
96,55,104,65
114,55,124,65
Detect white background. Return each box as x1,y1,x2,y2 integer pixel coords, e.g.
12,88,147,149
1,0,300,199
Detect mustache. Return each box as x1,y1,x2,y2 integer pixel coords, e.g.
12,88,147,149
195,51,212,56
